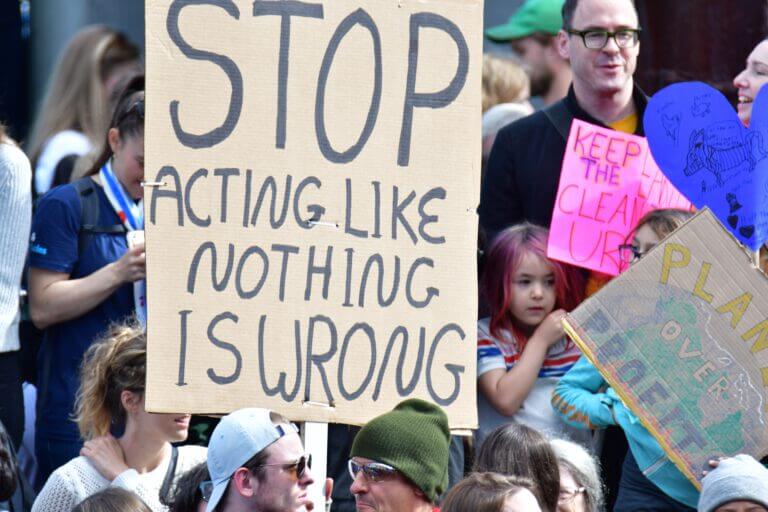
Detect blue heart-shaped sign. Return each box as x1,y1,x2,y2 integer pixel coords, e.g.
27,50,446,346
645,82,768,250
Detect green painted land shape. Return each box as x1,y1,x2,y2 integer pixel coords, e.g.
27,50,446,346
596,288,763,464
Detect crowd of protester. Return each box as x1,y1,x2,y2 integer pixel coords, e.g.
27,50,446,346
1,0,768,510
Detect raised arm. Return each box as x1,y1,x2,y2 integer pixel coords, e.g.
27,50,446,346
479,310,566,416
551,355,618,430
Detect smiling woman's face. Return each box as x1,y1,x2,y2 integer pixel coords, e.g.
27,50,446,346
734,40,768,126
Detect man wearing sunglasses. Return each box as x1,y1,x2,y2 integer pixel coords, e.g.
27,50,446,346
204,408,316,512
480,0,645,241
348,399,450,512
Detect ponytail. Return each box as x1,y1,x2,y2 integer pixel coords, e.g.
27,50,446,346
74,320,147,440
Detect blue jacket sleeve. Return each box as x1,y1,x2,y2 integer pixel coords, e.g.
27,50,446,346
551,356,618,429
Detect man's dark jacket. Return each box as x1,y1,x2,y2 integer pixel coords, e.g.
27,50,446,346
479,84,649,242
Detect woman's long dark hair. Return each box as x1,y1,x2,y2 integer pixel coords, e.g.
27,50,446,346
474,423,560,512
86,74,145,176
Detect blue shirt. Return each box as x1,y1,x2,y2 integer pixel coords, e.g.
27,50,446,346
29,180,134,441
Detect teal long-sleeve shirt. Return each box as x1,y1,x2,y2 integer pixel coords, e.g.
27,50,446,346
551,356,700,508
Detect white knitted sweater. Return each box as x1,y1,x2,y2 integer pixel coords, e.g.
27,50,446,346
31,445,207,511
0,142,31,353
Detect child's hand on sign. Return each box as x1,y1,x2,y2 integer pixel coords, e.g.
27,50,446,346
531,309,567,349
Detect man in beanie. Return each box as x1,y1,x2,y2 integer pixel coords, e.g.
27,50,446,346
348,398,450,512
698,454,768,512
205,408,315,512
486,0,571,107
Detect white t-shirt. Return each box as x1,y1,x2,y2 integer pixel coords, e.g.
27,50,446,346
34,130,92,195
32,445,207,511
476,318,593,447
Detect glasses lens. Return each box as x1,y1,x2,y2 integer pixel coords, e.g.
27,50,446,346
366,463,398,482
584,30,608,49
135,99,145,119
199,481,214,502
297,454,311,478
348,460,398,482
348,459,361,479
366,465,385,481
618,245,633,263
614,30,636,48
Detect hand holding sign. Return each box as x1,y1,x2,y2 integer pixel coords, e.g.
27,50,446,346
563,209,768,488
645,82,768,250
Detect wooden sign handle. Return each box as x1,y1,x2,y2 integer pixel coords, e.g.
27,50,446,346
301,421,329,511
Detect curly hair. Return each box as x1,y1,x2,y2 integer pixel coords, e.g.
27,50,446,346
73,320,146,440
482,54,530,113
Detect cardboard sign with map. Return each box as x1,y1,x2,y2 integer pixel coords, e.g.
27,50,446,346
564,209,768,487
143,0,482,428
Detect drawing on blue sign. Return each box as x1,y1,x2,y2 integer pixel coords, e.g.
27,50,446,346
660,103,681,146
691,95,712,118
684,121,767,186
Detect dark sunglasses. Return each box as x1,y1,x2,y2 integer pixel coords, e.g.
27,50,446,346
116,98,145,126
262,454,312,479
348,459,398,482
198,480,214,502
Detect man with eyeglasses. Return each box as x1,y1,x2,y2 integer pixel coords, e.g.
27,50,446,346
348,399,450,512
480,0,645,243
204,408,317,512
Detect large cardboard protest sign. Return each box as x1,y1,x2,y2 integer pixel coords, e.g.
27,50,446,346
548,120,691,276
645,82,768,251
144,0,482,428
564,209,768,487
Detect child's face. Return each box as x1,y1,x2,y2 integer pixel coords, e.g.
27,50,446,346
509,252,557,330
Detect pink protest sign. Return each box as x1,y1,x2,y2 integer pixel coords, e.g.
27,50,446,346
547,119,692,276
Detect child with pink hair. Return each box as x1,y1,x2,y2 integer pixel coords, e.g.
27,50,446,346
476,223,589,446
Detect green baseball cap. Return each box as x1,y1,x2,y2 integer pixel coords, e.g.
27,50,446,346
485,0,564,42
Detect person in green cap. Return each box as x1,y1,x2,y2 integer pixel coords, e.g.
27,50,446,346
486,0,572,107
348,399,450,512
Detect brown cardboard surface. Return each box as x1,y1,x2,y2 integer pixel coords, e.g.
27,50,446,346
564,209,768,487
144,0,481,428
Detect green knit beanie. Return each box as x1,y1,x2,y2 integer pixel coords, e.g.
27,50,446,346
350,398,450,502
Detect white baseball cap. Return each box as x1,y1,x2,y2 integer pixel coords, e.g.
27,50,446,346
206,408,297,512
